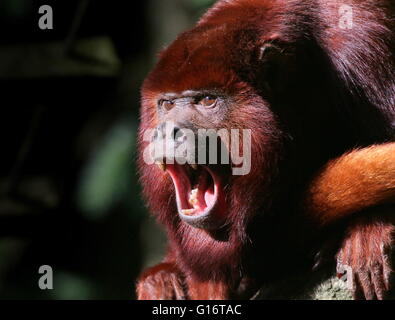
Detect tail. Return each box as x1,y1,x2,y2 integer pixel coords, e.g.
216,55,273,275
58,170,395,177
304,142,395,226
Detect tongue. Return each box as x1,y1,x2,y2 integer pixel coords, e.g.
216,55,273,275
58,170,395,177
204,189,215,206
166,163,217,218
187,169,215,214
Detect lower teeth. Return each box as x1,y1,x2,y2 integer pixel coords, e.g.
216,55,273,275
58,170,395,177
189,188,198,206
181,189,199,216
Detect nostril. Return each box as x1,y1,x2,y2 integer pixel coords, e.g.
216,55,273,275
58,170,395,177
172,126,179,139
153,129,159,140
172,126,187,142
154,123,185,142
152,126,163,142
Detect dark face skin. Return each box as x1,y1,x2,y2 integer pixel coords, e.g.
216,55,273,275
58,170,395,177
151,90,232,230
156,90,229,129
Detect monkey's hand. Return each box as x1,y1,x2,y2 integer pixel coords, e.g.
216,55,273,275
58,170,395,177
336,214,394,300
136,262,187,300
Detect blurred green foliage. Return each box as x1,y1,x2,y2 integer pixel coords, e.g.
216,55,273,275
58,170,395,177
189,0,216,10
77,120,139,221
53,272,97,300
0,0,32,20
0,0,217,300
188,0,216,18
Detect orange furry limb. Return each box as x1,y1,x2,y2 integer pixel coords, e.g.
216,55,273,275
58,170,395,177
305,142,395,226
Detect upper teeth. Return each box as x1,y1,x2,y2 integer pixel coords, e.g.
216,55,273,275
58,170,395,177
155,161,166,171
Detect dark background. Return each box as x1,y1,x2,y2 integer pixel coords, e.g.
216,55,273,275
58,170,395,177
0,0,214,299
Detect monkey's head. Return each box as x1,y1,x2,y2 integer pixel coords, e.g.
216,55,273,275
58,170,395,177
138,2,333,276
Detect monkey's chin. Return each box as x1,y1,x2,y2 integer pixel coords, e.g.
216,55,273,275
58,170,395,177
166,163,226,230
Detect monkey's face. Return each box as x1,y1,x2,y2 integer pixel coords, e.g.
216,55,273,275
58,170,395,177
138,23,286,269
149,92,230,230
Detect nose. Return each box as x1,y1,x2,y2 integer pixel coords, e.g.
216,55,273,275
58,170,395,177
152,121,194,165
154,122,185,143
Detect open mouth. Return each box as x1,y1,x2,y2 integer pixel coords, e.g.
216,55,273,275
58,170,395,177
156,162,226,230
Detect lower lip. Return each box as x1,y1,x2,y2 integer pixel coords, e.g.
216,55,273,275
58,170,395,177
167,165,224,230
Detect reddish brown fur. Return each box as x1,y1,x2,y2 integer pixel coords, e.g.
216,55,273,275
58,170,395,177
306,143,395,226
137,0,395,300
137,263,187,300
304,143,395,299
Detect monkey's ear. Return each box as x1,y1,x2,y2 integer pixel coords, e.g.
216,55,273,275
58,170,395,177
255,40,291,96
257,41,284,62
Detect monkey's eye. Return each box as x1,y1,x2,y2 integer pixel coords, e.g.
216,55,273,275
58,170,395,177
159,99,175,111
197,96,217,108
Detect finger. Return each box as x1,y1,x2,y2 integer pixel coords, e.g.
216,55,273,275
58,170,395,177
169,273,187,300
358,271,376,300
371,264,386,300
381,243,393,291
352,271,366,300
383,264,392,292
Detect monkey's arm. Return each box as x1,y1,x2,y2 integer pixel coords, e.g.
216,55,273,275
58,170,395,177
136,261,187,300
136,250,230,300
305,142,395,226
305,142,395,299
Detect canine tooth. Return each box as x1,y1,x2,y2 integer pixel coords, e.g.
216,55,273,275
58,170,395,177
190,163,198,170
181,209,194,216
155,161,166,171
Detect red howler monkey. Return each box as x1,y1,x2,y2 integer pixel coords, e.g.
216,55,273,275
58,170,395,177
137,0,395,300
